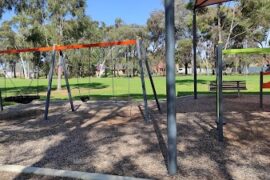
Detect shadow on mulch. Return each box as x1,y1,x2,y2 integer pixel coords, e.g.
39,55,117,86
149,95,270,179
1,101,157,179
1,95,269,179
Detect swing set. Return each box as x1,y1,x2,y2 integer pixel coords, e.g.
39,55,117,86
73,46,131,103
0,39,161,121
1,54,42,104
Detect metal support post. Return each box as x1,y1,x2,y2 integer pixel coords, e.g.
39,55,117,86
165,0,177,175
61,51,75,112
142,47,162,114
44,47,56,120
237,81,240,97
216,44,224,142
0,90,3,111
260,71,263,108
136,39,149,122
193,9,198,99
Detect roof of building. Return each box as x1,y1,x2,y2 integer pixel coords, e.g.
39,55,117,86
194,0,233,9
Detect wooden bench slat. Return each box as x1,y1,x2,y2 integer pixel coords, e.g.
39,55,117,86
209,80,247,93
210,85,246,88
210,87,247,90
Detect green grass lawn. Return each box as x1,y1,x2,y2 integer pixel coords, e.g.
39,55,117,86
0,74,269,102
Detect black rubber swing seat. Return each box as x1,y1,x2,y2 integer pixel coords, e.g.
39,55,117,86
80,96,90,102
4,95,40,104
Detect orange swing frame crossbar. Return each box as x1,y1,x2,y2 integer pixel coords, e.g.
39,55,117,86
0,39,137,54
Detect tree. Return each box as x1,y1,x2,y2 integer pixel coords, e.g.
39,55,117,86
176,39,192,75
147,0,190,69
0,21,19,78
114,18,123,28
240,0,270,48
105,23,147,77
47,0,86,90
0,0,15,19
147,10,165,61
7,0,47,79
193,5,246,74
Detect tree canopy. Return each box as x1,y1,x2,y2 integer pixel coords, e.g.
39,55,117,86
0,0,269,78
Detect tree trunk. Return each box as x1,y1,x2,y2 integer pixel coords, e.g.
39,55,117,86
217,5,222,43
224,6,236,49
238,60,242,74
191,57,194,74
113,64,116,77
212,62,216,75
117,64,120,77
133,59,135,77
245,64,249,75
13,63,16,78
57,15,64,90
57,55,63,90
27,62,30,79
19,55,28,79
206,60,209,76
184,63,188,75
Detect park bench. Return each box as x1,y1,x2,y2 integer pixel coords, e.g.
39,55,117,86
209,80,247,96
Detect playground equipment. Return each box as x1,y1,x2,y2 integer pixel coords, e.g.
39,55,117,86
260,71,270,108
66,45,134,104
192,0,270,143
3,95,40,104
222,48,270,109
0,57,41,104
192,0,235,145
0,90,3,111
0,39,161,122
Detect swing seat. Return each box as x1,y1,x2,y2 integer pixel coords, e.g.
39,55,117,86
80,96,89,102
4,95,40,104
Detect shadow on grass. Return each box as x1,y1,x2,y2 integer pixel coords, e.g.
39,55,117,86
177,91,267,97
69,82,109,89
1,82,109,96
176,79,209,85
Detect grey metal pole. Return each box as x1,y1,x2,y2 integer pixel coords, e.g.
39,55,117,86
142,47,162,114
216,43,223,142
165,0,177,175
260,71,263,108
193,9,198,99
61,51,75,112
44,47,56,120
136,39,149,122
110,48,115,102
0,90,3,111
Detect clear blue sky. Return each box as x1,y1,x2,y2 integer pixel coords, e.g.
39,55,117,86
0,0,163,25
86,0,163,25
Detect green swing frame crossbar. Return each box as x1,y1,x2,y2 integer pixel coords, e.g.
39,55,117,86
223,48,270,55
